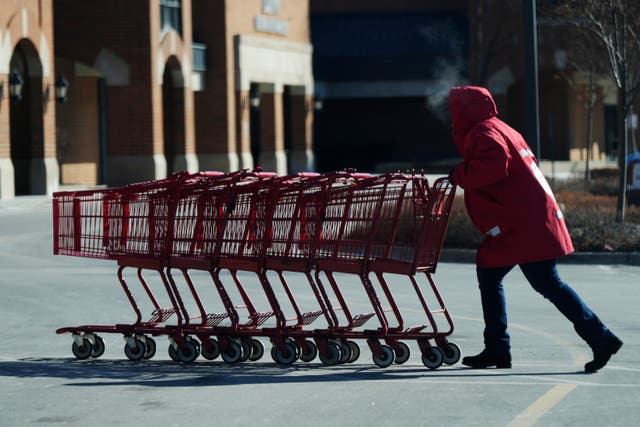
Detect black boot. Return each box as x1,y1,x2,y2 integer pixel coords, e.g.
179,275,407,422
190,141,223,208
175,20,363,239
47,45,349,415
462,349,511,369
585,335,623,373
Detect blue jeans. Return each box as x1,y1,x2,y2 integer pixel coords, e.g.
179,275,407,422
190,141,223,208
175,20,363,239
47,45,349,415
476,258,611,355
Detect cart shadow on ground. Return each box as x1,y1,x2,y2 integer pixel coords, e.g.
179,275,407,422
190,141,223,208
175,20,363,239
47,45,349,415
0,357,590,388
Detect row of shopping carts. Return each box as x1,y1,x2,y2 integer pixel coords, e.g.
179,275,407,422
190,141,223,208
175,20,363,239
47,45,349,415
53,169,459,368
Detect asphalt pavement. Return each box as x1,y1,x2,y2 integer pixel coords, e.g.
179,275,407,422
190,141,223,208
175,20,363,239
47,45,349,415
0,196,638,426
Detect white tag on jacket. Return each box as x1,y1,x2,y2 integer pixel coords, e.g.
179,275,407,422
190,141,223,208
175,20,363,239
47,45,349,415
486,226,501,237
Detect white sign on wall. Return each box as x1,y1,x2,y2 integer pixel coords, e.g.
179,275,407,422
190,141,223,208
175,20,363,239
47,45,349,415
262,0,281,15
255,0,288,35
255,15,289,35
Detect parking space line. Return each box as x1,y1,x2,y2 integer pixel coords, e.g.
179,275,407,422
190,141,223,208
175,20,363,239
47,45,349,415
507,383,577,427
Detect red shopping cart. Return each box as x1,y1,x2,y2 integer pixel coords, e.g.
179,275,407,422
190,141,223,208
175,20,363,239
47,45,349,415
181,171,341,365
54,170,459,369
163,170,283,363
54,171,251,361
312,174,459,368
258,170,375,365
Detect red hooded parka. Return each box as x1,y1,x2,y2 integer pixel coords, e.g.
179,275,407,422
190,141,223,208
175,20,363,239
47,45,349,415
449,86,574,268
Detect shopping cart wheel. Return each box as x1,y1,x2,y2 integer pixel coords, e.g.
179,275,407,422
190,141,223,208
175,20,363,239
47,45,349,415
393,342,411,364
240,338,253,362
71,338,93,360
318,342,342,366
168,344,180,362
272,342,298,365
249,339,264,361
299,340,318,362
346,341,360,363
124,338,146,361
176,339,199,363
221,341,243,364
143,337,156,359
440,342,461,365
200,338,221,360
285,338,301,359
421,347,444,370
372,345,394,368
90,336,105,358
337,340,352,364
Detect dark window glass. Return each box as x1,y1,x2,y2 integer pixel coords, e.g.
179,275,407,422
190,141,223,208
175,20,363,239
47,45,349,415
160,0,182,35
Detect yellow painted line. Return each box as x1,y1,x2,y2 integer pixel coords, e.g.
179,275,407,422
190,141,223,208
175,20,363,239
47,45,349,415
508,383,577,427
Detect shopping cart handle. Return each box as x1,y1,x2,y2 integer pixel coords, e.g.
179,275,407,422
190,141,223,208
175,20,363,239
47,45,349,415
352,173,373,179
336,169,373,179
197,171,225,177
243,169,277,178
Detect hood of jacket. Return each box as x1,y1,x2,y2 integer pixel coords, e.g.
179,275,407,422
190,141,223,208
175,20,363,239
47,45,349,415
449,86,498,151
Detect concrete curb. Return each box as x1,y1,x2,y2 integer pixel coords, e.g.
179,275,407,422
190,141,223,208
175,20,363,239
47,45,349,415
440,248,640,266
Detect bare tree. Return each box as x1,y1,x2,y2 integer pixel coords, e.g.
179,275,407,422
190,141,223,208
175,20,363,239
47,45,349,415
471,0,520,86
551,30,608,180
554,0,640,222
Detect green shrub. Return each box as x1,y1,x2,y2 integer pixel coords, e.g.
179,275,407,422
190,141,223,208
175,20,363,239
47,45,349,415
555,189,640,252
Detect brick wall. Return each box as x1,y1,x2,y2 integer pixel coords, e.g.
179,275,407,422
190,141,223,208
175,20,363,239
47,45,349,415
55,0,156,158
193,0,311,166
55,0,196,185
56,65,100,185
0,0,58,195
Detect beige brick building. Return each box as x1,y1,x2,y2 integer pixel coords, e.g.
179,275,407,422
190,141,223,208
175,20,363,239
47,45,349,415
52,0,313,188
0,0,58,197
0,0,630,198
192,0,314,176
55,0,198,187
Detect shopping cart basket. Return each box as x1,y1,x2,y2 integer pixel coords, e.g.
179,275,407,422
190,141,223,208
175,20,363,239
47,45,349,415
162,169,283,363
312,174,459,368
54,171,247,361
54,171,459,369
183,171,341,365
258,170,376,365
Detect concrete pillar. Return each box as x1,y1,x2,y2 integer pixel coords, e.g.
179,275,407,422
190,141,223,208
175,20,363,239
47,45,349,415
0,159,15,199
237,90,254,169
289,88,315,172
30,157,60,195
259,83,287,175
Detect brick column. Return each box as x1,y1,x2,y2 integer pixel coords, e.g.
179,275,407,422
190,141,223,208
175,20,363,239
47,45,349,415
0,73,14,198
259,84,287,175
172,86,199,174
289,90,315,172
29,74,60,195
237,90,253,169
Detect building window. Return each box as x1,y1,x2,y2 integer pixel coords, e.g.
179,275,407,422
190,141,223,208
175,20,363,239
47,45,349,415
192,43,207,72
160,0,182,35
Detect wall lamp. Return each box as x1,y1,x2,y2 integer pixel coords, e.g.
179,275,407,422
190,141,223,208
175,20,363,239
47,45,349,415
9,71,24,104
55,75,69,104
249,92,260,108
313,98,324,111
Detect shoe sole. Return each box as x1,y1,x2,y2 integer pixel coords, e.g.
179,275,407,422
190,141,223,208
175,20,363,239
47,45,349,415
461,361,511,369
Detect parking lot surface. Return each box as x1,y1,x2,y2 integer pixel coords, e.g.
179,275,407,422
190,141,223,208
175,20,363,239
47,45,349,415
0,197,637,426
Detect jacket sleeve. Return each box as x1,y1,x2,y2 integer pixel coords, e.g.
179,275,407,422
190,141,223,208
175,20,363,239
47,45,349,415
451,131,510,190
